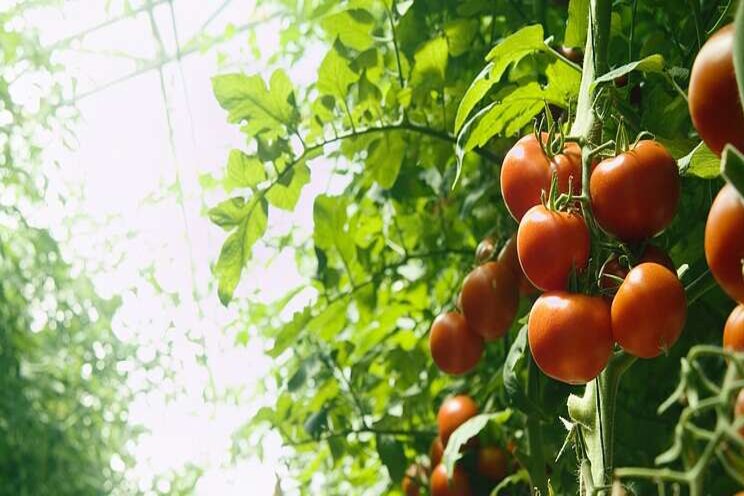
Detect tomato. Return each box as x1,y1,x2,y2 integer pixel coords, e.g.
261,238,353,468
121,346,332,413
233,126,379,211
429,313,484,375
475,237,495,264
430,464,471,496
611,263,687,358
402,464,422,496
437,395,478,446
476,446,508,482
460,262,519,341
590,140,680,241
599,245,675,296
559,46,583,64
724,304,744,351
528,292,613,384
500,133,582,221
430,437,444,469
517,205,590,291
705,183,744,303
736,389,744,437
497,235,538,296
688,24,744,156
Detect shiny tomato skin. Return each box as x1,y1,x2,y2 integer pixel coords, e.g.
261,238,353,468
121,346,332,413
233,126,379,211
599,245,675,297
517,205,590,291
500,133,582,221
475,238,496,264
528,292,613,384
430,437,444,469
461,262,520,341
688,24,744,156
724,304,744,351
476,446,508,482
590,140,680,241
430,464,471,496
429,313,484,375
437,395,478,446
611,263,687,358
705,183,744,303
497,235,538,296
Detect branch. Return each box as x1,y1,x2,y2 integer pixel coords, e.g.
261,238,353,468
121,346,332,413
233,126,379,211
284,426,437,447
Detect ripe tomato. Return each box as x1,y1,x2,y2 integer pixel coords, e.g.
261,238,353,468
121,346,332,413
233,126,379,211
476,446,508,482
430,437,444,469
517,205,590,291
430,464,471,496
497,235,538,296
590,140,680,241
559,46,583,64
460,262,519,341
402,464,422,496
688,24,744,156
724,304,744,351
437,395,478,446
475,237,495,264
528,292,613,384
429,313,483,375
599,245,675,296
500,133,582,221
611,263,687,358
705,183,744,303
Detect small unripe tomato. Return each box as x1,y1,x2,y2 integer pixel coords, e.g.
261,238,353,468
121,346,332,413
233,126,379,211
517,205,590,291
611,263,687,358
430,464,471,496
437,395,478,446
688,24,744,156
724,304,744,351
705,183,744,303
476,446,508,482
460,262,519,341
429,313,484,375
528,292,613,384
590,140,680,241
430,437,444,469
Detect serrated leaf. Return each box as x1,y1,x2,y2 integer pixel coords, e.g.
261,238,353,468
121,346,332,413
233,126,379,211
212,69,298,140
208,196,251,229
678,141,719,178
455,25,545,132
366,131,406,188
376,435,406,483
411,36,448,88
444,18,479,57
225,150,266,190
593,54,665,86
722,144,744,198
443,412,512,477
317,49,360,100
267,308,312,358
564,0,589,48
321,10,374,51
265,162,311,211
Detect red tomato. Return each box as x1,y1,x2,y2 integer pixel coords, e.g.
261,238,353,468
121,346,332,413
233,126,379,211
497,235,538,296
429,313,484,375
430,437,444,469
517,205,590,291
599,245,675,297
402,464,422,496
476,446,508,482
688,24,744,156
611,263,687,358
528,292,613,384
590,140,680,241
437,395,478,446
724,304,744,351
500,133,582,221
475,237,496,264
705,183,744,303
460,262,519,341
430,464,471,496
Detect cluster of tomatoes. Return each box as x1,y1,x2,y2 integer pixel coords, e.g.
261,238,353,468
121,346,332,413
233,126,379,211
402,395,512,496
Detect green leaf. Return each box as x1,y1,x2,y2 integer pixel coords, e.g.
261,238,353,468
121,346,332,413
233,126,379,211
208,196,252,229
564,0,589,48
265,161,311,211
734,0,744,115
593,54,665,86
455,25,545,132
314,195,355,264
321,10,374,51
411,36,449,88
503,326,542,415
212,69,298,139
491,469,532,495
365,131,406,188
678,142,720,178
317,49,361,100
376,435,406,483
722,144,744,198
214,198,268,305
442,411,512,477
444,18,479,57
225,150,266,190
